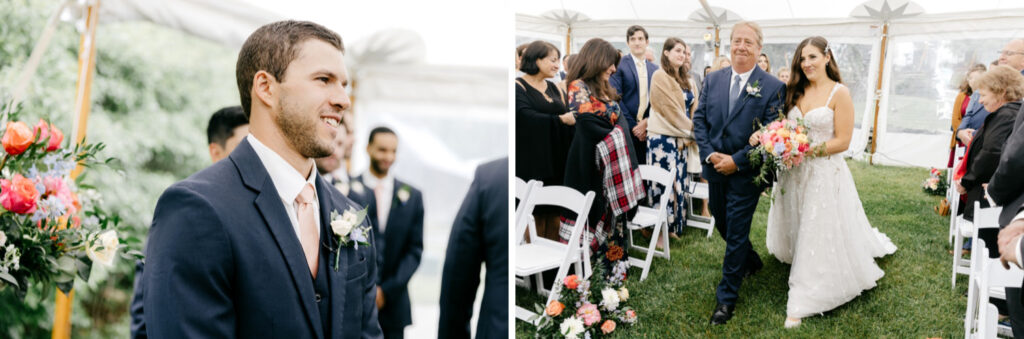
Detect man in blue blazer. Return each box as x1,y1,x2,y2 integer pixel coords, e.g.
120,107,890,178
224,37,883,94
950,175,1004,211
610,25,659,162
348,127,424,339
692,21,785,325
437,157,508,339
142,20,382,338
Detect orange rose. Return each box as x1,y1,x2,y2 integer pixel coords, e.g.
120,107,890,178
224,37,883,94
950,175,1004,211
564,275,580,290
606,245,624,262
545,300,564,317
1,174,39,214
2,121,34,155
601,319,616,334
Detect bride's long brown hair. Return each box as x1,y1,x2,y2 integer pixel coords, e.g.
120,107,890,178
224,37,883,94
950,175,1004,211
785,36,842,113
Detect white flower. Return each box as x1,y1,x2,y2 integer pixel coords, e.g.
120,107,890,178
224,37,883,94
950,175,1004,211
600,287,620,311
0,231,6,247
397,187,410,203
87,230,119,268
351,181,365,194
559,316,585,338
617,286,629,302
332,210,358,237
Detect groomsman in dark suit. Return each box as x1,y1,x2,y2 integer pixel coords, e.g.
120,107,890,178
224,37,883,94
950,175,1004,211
610,25,659,162
348,127,424,339
141,20,381,338
316,118,353,195
438,157,508,339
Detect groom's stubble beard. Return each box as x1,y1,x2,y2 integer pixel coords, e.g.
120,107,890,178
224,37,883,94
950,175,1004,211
276,93,334,159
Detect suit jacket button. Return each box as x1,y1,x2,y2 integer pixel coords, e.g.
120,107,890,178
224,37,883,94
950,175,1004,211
315,293,322,303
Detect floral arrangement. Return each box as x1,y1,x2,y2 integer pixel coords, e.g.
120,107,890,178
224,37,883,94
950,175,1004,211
748,117,820,187
0,102,130,299
531,258,636,338
922,167,948,196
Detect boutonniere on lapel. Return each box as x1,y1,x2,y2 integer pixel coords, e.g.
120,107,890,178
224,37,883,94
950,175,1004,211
351,180,365,195
396,185,411,204
329,207,372,271
334,180,350,195
745,79,762,98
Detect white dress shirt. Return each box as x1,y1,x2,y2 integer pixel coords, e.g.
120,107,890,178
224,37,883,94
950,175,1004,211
729,66,755,100
247,134,320,242
1013,210,1024,268
362,172,394,233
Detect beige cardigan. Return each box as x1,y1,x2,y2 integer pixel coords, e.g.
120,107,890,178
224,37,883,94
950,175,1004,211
648,69,694,139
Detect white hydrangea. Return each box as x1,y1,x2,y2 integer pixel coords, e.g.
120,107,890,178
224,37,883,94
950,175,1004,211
560,316,585,339
600,287,620,311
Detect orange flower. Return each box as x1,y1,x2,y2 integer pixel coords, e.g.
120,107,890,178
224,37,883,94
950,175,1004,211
564,275,580,290
1,174,39,214
606,245,624,262
601,319,616,334
545,300,564,317
2,121,34,155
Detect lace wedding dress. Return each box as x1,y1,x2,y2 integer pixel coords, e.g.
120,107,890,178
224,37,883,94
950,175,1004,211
765,83,898,318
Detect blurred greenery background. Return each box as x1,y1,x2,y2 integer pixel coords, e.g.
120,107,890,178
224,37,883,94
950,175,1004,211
0,0,238,336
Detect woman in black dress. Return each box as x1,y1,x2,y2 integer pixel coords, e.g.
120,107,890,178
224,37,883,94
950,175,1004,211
516,40,575,240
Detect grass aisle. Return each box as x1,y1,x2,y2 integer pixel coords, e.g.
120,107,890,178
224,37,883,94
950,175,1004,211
516,160,965,337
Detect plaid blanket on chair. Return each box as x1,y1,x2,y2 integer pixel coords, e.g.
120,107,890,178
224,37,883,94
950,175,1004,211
596,124,645,217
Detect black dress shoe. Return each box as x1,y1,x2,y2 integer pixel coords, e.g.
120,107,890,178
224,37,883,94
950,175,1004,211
709,303,735,325
744,263,763,278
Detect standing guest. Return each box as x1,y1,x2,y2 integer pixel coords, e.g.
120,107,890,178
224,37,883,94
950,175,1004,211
992,83,1024,339
954,65,1024,259
516,40,574,241
316,120,353,194
777,68,791,84
562,38,634,246
142,20,381,338
349,127,424,339
611,25,659,164
758,53,772,74
559,53,570,80
437,157,509,339
704,65,713,78
648,37,697,241
206,106,250,163
950,64,987,167
711,56,731,72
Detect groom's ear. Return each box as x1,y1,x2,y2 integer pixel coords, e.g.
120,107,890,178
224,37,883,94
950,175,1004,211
252,70,278,111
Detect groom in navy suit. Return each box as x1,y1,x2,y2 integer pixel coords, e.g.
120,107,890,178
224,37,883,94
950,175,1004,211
142,21,382,338
693,21,785,325
611,25,658,163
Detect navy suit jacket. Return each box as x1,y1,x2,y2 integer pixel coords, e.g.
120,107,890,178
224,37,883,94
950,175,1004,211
693,66,785,182
610,53,658,129
348,174,424,329
143,139,382,339
437,157,509,339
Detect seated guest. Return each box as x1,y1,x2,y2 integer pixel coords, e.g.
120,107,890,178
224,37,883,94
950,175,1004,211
954,65,1024,258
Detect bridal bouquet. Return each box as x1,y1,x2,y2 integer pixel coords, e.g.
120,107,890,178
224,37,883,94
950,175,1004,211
748,117,817,187
0,102,129,299
531,260,637,338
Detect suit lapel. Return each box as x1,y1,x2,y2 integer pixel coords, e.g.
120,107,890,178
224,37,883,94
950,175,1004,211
234,140,324,339
625,55,638,91
715,70,731,127
317,176,349,338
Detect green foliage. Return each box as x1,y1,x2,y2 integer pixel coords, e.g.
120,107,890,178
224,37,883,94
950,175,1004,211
0,0,238,336
517,160,964,337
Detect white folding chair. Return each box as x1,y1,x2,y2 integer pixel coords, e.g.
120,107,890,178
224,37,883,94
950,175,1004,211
625,165,674,281
964,202,1017,339
949,146,966,244
514,178,539,289
952,192,975,288
684,177,715,238
514,185,596,324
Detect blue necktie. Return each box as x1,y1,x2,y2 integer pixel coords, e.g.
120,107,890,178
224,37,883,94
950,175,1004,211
728,74,741,117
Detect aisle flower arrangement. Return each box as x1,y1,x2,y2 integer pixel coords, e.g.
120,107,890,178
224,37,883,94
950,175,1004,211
531,258,637,338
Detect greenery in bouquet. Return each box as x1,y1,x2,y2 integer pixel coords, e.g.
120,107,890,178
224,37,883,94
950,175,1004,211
0,102,138,299
922,167,948,196
531,260,637,338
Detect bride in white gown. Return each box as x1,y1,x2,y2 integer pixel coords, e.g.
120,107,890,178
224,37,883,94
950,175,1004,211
751,36,897,328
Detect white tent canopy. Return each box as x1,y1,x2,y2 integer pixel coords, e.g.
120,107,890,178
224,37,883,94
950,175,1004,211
517,0,1024,168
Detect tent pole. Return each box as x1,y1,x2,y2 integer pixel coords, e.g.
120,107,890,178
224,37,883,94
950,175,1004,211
869,22,888,165
714,25,720,58
565,25,572,55
53,1,100,338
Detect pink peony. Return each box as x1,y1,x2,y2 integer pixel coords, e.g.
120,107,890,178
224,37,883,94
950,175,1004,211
576,303,601,326
43,176,75,214
34,119,64,152
1,174,39,214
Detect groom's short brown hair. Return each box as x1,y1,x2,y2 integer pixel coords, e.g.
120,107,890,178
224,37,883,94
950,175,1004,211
235,20,345,118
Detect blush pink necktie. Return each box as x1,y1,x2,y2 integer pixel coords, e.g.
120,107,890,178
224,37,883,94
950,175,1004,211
296,184,319,278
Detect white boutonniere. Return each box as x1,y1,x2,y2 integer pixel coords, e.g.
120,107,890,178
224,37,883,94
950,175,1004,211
351,180,365,194
397,185,411,204
746,79,762,98
334,180,350,195
329,207,372,271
